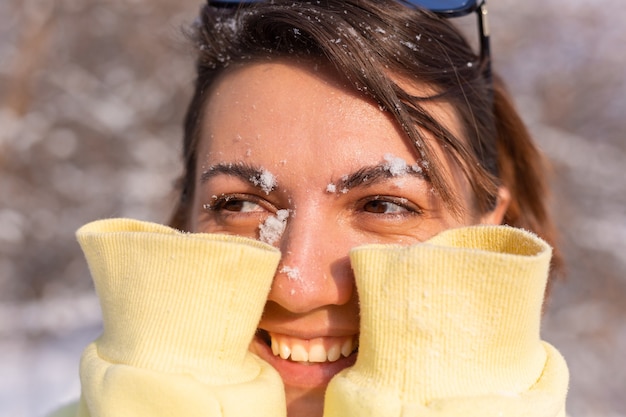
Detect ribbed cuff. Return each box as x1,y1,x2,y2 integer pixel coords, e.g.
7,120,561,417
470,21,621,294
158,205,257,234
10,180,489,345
325,225,568,417
77,218,281,385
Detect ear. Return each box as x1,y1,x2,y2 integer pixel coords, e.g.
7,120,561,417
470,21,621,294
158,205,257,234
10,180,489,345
479,186,511,225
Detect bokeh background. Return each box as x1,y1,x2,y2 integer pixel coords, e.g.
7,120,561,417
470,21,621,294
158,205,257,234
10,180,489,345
1,0,624,416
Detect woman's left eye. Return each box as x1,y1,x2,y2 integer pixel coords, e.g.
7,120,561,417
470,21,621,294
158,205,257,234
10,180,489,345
361,197,418,215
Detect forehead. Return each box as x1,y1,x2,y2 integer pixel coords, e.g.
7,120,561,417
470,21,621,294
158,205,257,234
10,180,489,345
198,60,460,180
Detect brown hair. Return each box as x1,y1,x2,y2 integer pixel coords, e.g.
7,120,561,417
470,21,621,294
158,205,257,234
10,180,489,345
169,0,563,284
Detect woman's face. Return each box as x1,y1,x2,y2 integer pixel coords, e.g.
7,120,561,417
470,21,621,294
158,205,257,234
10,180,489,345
190,60,504,417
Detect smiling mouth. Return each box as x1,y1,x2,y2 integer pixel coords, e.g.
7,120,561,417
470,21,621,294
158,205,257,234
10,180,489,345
257,329,358,364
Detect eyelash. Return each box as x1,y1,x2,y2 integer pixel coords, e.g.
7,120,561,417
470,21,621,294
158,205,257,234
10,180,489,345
203,194,270,213
359,195,423,216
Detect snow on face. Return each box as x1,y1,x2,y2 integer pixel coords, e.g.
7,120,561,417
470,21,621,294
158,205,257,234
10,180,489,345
383,153,409,175
259,209,289,245
251,168,276,194
279,265,301,281
383,153,423,175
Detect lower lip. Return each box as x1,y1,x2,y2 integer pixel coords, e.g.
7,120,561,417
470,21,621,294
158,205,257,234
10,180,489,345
250,335,358,388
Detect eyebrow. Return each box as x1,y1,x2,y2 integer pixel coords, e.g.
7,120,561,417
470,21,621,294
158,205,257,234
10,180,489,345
200,162,278,194
200,160,428,194
334,163,428,192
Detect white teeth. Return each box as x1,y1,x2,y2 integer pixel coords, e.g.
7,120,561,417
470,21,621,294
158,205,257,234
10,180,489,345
268,333,357,363
290,344,308,362
341,339,353,357
279,343,291,360
327,344,341,362
308,342,327,363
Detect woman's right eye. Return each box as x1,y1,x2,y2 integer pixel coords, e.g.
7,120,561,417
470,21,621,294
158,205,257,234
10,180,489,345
204,195,267,213
219,198,263,213
200,194,275,236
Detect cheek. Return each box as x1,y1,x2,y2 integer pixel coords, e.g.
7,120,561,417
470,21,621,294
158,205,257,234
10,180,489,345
433,148,482,225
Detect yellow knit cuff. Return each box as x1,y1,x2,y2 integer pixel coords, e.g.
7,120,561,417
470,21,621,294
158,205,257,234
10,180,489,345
325,225,568,417
76,218,286,417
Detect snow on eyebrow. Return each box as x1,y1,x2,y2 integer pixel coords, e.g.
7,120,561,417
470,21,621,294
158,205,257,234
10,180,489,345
259,209,289,245
383,153,423,175
201,162,280,193
383,153,408,175
251,168,276,194
326,183,337,193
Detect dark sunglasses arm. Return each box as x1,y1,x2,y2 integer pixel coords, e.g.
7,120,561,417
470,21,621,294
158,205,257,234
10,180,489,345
477,2,492,84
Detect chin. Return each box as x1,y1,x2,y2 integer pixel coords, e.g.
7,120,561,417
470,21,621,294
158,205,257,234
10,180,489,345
285,384,326,417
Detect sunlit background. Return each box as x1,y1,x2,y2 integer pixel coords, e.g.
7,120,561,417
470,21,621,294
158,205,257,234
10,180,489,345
1,0,624,416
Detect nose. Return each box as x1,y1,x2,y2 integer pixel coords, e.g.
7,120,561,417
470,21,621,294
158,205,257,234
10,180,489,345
267,209,355,314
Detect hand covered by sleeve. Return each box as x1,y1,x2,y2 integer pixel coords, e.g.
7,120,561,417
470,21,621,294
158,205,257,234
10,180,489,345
75,218,286,417
324,225,568,417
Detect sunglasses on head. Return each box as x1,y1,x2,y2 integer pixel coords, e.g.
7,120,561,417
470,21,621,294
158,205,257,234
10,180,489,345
210,0,491,82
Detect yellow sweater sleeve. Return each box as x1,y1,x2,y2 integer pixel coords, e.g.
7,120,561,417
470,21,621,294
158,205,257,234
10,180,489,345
64,220,567,417
74,218,286,417
324,225,569,417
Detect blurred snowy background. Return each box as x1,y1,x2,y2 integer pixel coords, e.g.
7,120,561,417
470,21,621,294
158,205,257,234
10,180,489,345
0,0,624,416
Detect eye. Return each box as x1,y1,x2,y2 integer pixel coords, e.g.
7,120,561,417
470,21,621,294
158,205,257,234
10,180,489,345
204,194,268,214
200,193,277,236
361,196,419,215
221,198,262,213
363,200,406,214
